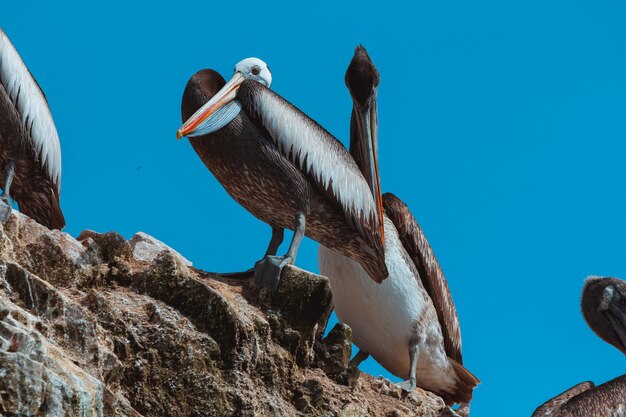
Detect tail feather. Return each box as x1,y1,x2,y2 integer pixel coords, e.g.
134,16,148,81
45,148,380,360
17,187,65,230
440,358,479,405
48,187,65,230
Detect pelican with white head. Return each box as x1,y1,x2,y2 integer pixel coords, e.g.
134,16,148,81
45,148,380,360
177,58,272,138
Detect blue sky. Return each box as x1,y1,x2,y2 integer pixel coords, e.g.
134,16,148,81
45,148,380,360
4,1,626,415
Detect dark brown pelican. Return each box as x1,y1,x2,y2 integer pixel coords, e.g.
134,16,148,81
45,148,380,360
0,29,64,230
532,276,626,417
178,58,387,289
319,46,478,407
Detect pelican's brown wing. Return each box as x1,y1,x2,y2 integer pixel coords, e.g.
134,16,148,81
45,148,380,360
0,29,62,193
238,80,387,282
0,29,64,230
383,192,462,362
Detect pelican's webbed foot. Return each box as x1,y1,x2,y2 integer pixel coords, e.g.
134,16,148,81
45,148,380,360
395,377,416,392
254,212,305,291
0,160,15,223
254,255,293,290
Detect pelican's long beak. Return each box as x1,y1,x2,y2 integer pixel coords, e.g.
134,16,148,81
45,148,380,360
607,297,626,353
177,72,245,139
354,90,384,241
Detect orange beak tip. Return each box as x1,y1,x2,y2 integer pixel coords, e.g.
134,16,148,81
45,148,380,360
176,130,184,140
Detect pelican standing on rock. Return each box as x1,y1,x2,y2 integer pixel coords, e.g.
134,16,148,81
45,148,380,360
532,276,626,417
0,29,64,230
178,58,388,289
318,47,478,406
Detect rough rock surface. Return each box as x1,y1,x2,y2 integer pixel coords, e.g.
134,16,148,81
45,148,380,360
129,232,192,267
0,212,450,417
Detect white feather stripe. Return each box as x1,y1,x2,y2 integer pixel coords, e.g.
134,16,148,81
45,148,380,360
253,88,378,229
0,29,61,192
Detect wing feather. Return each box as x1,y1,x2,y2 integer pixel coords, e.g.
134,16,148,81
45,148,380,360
0,29,61,193
382,192,462,361
239,81,386,273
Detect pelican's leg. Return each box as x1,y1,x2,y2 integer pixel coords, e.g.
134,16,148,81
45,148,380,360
395,343,419,391
254,212,305,290
216,226,284,279
0,161,15,223
263,226,285,257
349,349,369,369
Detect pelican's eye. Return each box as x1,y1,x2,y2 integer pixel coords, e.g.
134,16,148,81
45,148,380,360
251,65,261,76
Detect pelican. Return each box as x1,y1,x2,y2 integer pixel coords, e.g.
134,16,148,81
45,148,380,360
0,29,64,230
318,46,478,406
178,59,388,289
532,276,626,417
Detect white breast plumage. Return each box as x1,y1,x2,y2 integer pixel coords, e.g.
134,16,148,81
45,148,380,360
319,216,457,394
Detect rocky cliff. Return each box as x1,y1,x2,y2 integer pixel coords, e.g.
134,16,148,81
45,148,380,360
0,212,451,417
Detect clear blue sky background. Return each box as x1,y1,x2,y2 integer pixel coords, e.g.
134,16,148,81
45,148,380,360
4,1,626,415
